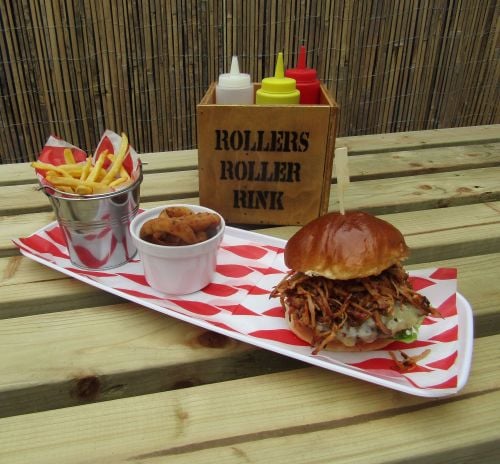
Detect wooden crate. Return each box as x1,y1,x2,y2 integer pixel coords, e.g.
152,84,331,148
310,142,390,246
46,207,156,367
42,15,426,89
197,83,339,225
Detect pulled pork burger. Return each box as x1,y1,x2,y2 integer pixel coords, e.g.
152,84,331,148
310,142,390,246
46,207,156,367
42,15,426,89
271,211,438,354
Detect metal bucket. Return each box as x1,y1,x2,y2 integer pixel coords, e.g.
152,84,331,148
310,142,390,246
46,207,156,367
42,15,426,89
42,169,143,269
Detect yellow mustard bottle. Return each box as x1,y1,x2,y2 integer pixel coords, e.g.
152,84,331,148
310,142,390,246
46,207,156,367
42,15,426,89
255,52,300,104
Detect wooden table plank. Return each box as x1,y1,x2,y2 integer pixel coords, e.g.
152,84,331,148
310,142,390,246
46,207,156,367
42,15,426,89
0,302,303,418
2,202,499,318
160,392,500,464
2,194,500,262
1,334,498,464
338,124,500,154
3,197,499,260
0,211,500,319
332,166,500,215
0,277,124,319
3,125,498,187
3,162,499,220
258,201,500,261
345,142,500,181
6,139,500,193
1,139,499,216
0,150,199,187
3,247,499,323
0,170,200,215
1,251,498,416
1,254,65,286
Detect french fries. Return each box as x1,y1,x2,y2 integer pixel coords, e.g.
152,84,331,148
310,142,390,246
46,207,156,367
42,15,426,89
32,133,133,195
101,133,129,184
63,148,76,164
80,156,92,181
86,149,108,183
140,207,222,246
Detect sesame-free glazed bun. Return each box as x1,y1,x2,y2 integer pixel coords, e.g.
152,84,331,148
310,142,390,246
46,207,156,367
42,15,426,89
285,211,409,280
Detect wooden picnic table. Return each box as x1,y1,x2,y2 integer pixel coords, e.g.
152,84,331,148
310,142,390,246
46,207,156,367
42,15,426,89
1,124,499,463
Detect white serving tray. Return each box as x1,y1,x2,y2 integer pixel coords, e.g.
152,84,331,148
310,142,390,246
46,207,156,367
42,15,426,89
15,222,473,397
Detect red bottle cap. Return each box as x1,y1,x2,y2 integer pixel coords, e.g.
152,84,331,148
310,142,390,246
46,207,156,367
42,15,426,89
285,46,318,83
285,46,321,104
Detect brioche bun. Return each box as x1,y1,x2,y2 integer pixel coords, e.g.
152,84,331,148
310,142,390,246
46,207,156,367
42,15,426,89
285,211,409,280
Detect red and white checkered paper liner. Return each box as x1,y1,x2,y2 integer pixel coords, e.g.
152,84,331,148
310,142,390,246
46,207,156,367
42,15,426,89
14,224,473,397
36,130,141,190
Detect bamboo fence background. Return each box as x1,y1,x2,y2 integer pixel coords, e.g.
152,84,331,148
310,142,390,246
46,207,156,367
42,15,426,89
0,0,498,163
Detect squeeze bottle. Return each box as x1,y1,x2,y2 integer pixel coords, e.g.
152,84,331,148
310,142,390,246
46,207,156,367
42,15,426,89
255,52,300,104
285,46,321,104
215,56,254,104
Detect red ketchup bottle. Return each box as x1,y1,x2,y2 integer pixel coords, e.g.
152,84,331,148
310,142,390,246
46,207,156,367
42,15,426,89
285,46,321,104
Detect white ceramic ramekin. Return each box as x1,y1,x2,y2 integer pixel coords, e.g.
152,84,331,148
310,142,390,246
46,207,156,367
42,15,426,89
129,204,225,295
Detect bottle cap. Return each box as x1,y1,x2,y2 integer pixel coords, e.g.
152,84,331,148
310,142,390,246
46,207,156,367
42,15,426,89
260,52,298,94
217,56,252,89
285,46,318,82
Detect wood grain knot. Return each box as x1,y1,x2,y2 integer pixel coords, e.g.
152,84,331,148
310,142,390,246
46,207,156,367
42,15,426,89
176,407,189,422
197,330,230,348
4,255,22,280
418,184,433,190
72,375,101,401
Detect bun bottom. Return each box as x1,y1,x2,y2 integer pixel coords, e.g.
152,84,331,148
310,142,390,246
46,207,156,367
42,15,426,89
287,308,393,353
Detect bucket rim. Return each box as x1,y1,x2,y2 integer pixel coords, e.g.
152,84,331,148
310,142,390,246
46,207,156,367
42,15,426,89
40,163,143,201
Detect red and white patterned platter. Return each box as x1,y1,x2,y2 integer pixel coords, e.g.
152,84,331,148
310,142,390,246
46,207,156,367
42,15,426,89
14,223,473,397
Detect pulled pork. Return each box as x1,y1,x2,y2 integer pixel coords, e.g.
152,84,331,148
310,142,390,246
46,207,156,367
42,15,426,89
270,264,438,354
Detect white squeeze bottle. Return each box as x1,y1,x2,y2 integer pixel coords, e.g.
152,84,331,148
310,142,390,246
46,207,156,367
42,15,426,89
215,56,254,104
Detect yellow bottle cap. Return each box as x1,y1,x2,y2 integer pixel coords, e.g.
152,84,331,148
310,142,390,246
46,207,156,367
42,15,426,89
256,53,300,104
261,53,297,93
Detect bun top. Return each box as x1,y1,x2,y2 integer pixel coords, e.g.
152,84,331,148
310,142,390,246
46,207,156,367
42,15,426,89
284,211,409,280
